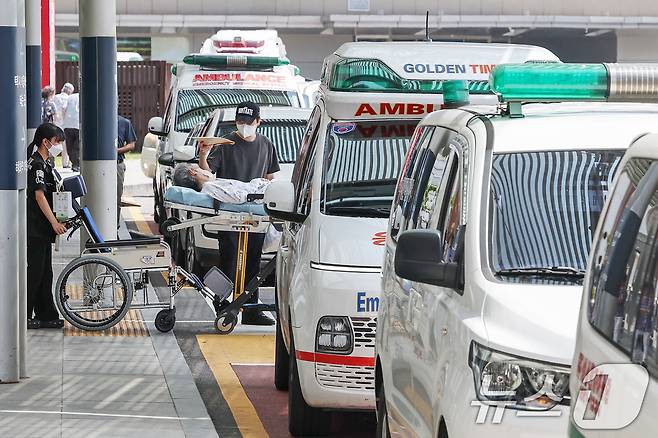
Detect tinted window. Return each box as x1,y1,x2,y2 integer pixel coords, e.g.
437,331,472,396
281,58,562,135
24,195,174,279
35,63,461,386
322,120,418,218
589,160,658,374
489,150,623,280
175,89,301,132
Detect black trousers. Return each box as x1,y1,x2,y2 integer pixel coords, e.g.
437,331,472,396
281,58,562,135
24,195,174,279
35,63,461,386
27,238,59,320
64,128,80,168
217,231,265,305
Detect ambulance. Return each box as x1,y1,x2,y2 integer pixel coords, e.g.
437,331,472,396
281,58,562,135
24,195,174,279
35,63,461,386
376,63,658,438
569,134,658,437
262,42,559,436
146,29,307,224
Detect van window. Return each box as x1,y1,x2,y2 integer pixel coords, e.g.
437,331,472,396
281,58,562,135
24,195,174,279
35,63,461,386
175,88,301,133
292,108,321,216
389,126,432,238
321,120,419,218
437,159,463,265
489,150,623,282
588,159,658,372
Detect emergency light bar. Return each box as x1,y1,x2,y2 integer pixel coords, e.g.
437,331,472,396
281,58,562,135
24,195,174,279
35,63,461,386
490,63,658,103
328,58,491,94
183,54,290,69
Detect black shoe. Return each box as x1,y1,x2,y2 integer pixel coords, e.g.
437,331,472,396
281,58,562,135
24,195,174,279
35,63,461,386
40,319,64,329
241,311,275,326
27,319,41,329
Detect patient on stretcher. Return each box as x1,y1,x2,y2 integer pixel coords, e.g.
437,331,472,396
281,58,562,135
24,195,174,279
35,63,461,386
172,163,269,204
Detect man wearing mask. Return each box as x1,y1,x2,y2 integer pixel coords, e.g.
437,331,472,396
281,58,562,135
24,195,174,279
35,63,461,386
62,92,80,172
199,101,279,326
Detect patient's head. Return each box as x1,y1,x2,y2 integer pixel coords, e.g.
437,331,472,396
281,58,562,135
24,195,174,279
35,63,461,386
173,163,212,191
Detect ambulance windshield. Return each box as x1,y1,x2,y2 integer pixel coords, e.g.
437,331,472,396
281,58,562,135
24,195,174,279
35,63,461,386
489,150,623,279
175,88,301,132
321,120,418,218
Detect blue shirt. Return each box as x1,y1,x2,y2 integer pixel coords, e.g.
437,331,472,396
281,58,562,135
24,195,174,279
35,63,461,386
117,115,137,162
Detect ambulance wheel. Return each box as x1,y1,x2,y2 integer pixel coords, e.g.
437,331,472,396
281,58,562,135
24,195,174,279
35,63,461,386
376,384,391,438
274,317,289,391
155,308,176,333
289,333,329,436
214,312,237,334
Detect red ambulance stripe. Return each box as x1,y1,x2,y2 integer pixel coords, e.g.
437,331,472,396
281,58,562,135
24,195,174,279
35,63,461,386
295,350,375,367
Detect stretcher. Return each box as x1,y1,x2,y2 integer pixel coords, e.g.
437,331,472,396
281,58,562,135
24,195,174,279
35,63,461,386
162,186,278,332
52,176,272,334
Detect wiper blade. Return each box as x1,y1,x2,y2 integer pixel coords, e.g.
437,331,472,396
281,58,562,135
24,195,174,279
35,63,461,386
496,266,585,277
325,206,390,217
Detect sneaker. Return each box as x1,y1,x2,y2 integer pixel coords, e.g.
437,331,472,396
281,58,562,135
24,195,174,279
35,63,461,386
40,319,64,329
241,311,275,326
27,319,41,329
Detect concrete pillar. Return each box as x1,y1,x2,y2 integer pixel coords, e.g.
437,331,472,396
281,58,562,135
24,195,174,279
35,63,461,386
22,0,40,379
0,0,27,384
79,0,117,242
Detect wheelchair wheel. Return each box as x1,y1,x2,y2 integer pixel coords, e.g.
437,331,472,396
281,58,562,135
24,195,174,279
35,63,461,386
214,312,237,334
155,308,176,333
55,255,133,331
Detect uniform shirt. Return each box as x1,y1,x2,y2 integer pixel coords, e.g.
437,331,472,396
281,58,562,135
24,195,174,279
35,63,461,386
27,152,57,242
206,132,280,182
62,93,80,129
117,115,137,162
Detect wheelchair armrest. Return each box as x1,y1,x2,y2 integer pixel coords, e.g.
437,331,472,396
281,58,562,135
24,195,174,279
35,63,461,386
85,237,162,249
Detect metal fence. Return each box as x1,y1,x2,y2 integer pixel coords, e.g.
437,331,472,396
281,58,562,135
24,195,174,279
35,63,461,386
56,61,170,150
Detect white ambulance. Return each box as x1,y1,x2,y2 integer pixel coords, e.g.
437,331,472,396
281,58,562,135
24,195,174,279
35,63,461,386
262,41,559,436
376,63,658,438
146,32,306,224
569,133,658,437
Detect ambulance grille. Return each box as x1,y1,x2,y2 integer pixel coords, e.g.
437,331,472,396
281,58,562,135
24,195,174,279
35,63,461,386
315,363,375,391
351,316,377,349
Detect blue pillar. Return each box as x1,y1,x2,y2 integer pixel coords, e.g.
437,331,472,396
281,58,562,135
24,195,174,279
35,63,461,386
79,0,117,241
0,0,27,383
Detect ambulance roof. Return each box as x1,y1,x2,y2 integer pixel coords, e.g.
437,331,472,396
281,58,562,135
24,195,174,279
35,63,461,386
491,103,658,153
326,41,559,82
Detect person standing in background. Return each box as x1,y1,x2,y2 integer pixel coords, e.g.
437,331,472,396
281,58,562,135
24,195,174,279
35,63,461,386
41,86,56,124
53,83,74,168
62,92,80,172
117,115,137,226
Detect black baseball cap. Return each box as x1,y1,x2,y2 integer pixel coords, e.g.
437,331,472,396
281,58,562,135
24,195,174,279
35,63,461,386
235,101,260,123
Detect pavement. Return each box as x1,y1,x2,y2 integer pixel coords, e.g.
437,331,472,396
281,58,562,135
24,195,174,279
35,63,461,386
0,158,375,438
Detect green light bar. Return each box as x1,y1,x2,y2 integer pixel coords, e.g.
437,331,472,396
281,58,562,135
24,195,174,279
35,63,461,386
328,58,491,94
183,54,290,69
490,63,608,101
443,80,470,107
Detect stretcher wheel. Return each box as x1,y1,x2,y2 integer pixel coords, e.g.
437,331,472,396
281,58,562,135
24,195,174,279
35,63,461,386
214,312,237,334
160,217,180,239
155,308,176,333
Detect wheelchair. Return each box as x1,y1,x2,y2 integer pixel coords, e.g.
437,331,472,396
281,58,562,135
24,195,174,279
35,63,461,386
53,175,241,333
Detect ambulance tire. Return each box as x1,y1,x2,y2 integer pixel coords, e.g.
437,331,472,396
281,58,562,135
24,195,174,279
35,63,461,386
288,333,329,436
274,318,289,391
376,384,391,438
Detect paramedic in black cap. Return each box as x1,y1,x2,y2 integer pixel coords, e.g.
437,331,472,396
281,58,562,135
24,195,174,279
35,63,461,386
199,101,279,326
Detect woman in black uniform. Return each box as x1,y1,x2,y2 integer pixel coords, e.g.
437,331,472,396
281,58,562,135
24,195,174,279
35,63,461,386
26,123,67,329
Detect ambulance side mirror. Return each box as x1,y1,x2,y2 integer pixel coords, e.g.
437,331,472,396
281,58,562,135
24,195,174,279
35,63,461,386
158,152,175,168
264,181,306,224
148,116,167,137
394,229,460,289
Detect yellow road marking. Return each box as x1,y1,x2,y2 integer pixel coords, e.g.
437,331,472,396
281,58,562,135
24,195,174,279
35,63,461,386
197,334,275,438
124,197,153,235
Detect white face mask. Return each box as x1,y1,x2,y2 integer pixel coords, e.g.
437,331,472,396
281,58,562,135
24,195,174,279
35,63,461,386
237,122,257,138
48,142,63,157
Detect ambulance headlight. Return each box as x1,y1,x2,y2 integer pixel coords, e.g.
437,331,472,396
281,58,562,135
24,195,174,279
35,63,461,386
316,316,353,354
469,342,570,410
